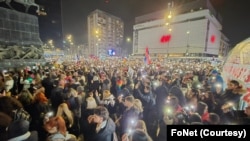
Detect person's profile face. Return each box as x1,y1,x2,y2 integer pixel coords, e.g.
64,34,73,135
124,99,130,107
46,126,57,134
93,114,103,123
227,82,237,90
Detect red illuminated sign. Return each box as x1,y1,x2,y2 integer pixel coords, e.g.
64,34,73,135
210,35,216,43
160,34,171,43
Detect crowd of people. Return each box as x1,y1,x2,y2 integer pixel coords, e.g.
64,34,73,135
0,57,249,141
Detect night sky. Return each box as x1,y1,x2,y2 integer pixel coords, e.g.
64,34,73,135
62,0,250,47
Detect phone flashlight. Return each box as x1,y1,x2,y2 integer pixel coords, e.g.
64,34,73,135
46,112,53,117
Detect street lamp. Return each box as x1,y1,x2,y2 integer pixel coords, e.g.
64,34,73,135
126,37,131,42
48,39,55,51
67,34,72,40
167,28,172,57
48,39,53,45
65,34,74,60
166,1,174,21
186,30,190,56
125,37,132,57
165,1,174,58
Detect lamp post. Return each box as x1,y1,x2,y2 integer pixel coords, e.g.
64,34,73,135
125,37,132,57
165,1,174,59
48,39,54,49
185,30,190,56
167,27,172,57
65,34,74,60
185,19,191,57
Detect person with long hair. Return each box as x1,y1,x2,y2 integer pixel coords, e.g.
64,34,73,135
33,92,49,104
133,99,144,119
122,129,152,141
30,92,51,140
44,116,77,141
56,103,75,135
95,90,116,120
17,89,33,113
135,120,149,134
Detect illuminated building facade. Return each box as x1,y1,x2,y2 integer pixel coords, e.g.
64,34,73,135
87,9,124,57
132,0,230,58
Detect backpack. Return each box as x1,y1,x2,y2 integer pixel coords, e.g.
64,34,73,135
13,108,31,122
